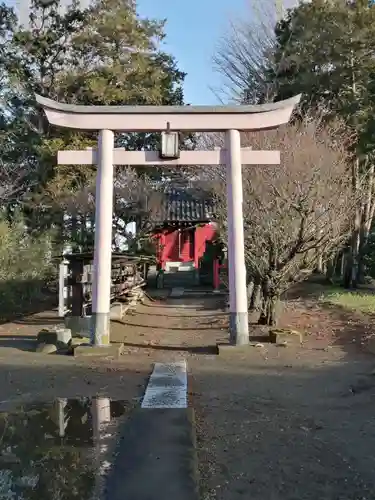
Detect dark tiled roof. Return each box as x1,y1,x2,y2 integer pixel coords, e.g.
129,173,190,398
158,188,215,222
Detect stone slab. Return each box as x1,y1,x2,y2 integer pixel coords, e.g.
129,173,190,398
56,328,72,344
37,327,72,344
110,303,124,321
105,408,199,500
73,343,124,358
142,361,188,409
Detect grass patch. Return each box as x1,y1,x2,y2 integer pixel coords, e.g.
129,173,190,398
320,287,375,314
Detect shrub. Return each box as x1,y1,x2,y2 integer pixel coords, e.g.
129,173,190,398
0,214,56,320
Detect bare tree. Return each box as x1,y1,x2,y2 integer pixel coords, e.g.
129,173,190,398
113,167,163,238
212,117,359,326
213,0,297,103
52,166,163,252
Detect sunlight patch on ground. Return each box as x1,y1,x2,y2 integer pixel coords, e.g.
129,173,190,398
320,288,375,314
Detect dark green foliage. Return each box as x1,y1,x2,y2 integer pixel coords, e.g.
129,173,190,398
0,0,187,315
270,0,375,153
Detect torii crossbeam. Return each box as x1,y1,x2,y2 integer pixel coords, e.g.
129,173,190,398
36,94,300,348
57,149,280,166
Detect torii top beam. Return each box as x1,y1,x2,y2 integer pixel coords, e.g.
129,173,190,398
35,94,301,132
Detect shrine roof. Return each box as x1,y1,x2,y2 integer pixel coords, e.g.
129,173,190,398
155,187,215,224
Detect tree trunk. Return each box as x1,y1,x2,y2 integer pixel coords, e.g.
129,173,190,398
345,157,361,289
257,277,279,326
350,216,361,288
247,279,254,303
343,257,352,288
325,254,337,284
357,162,375,284
258,294,279,326
249,277,261,311
71,215,80,253
357,225,369,285
55,211,65,256
316,250,324,274
340,251,345,279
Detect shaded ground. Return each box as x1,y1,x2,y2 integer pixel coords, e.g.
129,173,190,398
0,284,374,499
194,350,375,500
0,287,57,325
192,284,375,500
0,291,228,407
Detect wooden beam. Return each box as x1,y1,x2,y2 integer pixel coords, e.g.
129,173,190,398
57,149,280,166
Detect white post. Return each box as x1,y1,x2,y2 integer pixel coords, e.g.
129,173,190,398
91,129,114,346
58,261,66,318
226,129,249,345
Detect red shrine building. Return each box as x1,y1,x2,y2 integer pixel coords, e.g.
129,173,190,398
151,188,217,274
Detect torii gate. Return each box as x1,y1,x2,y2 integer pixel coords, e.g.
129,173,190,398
36,94,300,348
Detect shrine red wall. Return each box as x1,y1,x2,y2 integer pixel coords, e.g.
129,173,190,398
153,223,217,269
193,224,216,268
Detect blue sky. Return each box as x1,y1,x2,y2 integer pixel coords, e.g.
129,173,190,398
136,0,247,105
8,0,249,104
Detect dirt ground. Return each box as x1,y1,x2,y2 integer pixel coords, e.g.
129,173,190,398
193,290,375,500
0,291,228,408
0,286,374,499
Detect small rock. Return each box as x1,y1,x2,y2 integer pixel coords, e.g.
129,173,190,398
70,336,90,348
277,341,288,347
36,343,58,354
37,326,71,345
55,327,72,345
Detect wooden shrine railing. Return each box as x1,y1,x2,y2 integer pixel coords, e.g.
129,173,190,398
58,252,154,318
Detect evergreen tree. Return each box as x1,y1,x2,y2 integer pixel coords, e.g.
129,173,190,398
0,0,187,247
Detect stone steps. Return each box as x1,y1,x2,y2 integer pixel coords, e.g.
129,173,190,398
162,271,197,288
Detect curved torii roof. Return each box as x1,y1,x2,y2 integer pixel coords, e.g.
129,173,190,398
35,94,301,132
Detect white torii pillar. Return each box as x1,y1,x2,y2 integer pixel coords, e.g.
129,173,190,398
36,94,300,347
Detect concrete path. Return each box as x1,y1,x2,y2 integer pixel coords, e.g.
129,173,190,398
106,360,199,500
